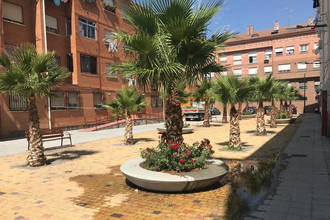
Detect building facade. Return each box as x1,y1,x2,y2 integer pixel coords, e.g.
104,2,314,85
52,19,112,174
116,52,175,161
314,0,330,136
216,19,320,114
0,0,162,138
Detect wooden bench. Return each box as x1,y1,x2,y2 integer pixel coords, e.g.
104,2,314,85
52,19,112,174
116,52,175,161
25,128,72,150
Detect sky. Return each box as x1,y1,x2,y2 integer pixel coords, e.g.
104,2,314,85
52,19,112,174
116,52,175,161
208,0,317,35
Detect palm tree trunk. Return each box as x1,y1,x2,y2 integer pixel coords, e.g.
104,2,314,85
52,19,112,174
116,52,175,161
222,105,228,123
26,95,47,167
124,110,134,145
288,101,293,118
238,102,242,120
284,101,289,115
165,85,183,143
245,101,249,112
280,100,284,114
229,105,241,149
256,101,267,136
270,100,277,128
203,100,210,127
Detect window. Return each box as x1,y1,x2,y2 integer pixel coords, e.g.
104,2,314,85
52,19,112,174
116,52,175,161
79,18,96,39
278,64,291,73
51,92,65,110
68,92,79,109
264,49,272,60
80,54,97,74
55,56,61,66
93,93,103,109
65,17,71,36
46,15,58,34
314,42,319,50
315,81,320,92
233,69,242,79
275,48,283,56
103,0,116,13
151,96,162,108
105,63,117,78
248,67,257,78
233,54,242,65
121,4,129,20
67,54,73,72
220,71,227,76
3,2,23,24
286,46,295,55
219,55,227,63
264,66,272,74
297,62,307,71
313,61,320,69
299,82,307,90
248,51,257,64
299,44,308,53
9,93,27,111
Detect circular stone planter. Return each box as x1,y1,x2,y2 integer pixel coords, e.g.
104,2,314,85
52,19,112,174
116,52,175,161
240,114,256,119
267,118,295,124
157,127,194,134
120,157,228,192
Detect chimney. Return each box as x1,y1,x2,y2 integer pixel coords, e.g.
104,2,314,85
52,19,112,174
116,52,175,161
308,16,312,25
274,21,279,30
246,25,254,35
250,25,254,35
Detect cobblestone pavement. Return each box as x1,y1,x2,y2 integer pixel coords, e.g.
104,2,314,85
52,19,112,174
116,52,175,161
0,117,288,220
245,114,330,220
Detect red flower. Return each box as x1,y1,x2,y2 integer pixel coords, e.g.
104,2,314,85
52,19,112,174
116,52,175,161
167,140,171,144
204,138,210,145
170,144,179,152
208,144,213,148
209,150,215,154
146,147,150,151
146,154,150,158
185,151,191,157
179,159,185,164
184,165,187,169
190,159,194,164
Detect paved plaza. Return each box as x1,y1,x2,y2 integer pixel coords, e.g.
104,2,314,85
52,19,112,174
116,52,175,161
0,115,328,219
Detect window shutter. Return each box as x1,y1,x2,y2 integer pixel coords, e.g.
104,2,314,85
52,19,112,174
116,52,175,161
275,48,283,53
3,2,23,23
233,54,242,60
248,68,258,75
46,15,58,30
278,64,290,71
264,66,272,73
297,63,307,70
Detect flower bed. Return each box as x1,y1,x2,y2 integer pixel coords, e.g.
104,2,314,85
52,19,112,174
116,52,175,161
141,138,214,172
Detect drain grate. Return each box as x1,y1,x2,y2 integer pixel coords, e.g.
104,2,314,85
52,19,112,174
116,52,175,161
290,154,307,158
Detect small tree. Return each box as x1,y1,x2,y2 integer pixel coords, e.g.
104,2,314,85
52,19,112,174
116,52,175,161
212,76,252,149
192,80,214,127
0,45,69,167
266,76,281,128
287,86,303,117
104,87,147,145
250,75,274,136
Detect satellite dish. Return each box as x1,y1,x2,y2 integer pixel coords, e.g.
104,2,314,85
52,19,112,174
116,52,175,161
54,0,61,6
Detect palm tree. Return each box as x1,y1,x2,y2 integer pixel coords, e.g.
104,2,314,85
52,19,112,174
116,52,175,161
192,80,214,127
0,45,69,167
287,86,303,117
250,75,274,136
212,76,252,149
278,81,289,114
265,75,281,128
111,0,230,143
103,87,147,145
211,81,229,123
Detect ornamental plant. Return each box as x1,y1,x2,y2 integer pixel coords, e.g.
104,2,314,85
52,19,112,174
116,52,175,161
141,138,214,172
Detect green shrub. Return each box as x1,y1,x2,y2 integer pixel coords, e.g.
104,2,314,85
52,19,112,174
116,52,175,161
276,111,289,119
141,138,214,172
242,111,254,115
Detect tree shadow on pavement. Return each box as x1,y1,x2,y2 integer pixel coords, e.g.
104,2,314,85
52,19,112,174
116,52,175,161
46,150,99,164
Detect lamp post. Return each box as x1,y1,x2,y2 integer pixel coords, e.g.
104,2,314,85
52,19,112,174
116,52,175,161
303,72,306,113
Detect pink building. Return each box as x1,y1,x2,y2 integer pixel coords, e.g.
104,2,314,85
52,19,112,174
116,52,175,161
216,19,320,113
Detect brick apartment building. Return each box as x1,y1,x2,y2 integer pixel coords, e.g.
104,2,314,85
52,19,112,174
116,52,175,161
0,0,162,138
216,19,320,113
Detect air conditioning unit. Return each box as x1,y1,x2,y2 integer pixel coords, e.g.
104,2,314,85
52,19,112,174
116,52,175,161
264,59,269,64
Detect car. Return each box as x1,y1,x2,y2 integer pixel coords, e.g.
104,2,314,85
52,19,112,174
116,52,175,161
264,106,272,115
242,106,256,114
209,107,221,115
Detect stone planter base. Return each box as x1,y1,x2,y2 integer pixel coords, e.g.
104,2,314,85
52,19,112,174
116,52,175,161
267,118,295,124
240,114,256,119
120,158,228,192
157,128,194,134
